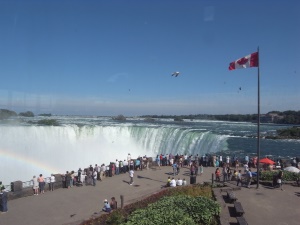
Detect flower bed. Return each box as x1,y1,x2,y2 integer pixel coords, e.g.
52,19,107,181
80,184,220,225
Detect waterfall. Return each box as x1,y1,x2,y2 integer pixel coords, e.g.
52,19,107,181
0,123,228,184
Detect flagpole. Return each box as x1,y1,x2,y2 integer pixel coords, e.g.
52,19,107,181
256,46,260,189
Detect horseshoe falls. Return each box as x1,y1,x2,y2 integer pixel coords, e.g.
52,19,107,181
0,116,299,184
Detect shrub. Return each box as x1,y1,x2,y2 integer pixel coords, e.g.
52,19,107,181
260,171,300,181
80,184,220,225
125,195,220,225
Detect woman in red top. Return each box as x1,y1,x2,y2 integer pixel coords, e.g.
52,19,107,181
215,168,221,182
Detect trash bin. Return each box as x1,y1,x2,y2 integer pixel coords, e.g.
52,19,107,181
190,175,196,184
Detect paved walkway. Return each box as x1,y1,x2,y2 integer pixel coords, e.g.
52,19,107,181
0,166,300,225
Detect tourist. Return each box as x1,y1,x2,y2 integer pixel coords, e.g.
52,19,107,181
111,163,115,176
78,168,82,182
119,160,123,173
102,199,111,213
156,155,160,169
115,160,119,175
170,177,176,187
166,176,171,187
235,159,239,169
245,155,249,164
70,171,75,187
93,169,97,186
129,160,134,171
215,168,221,182
226,156,230,165
135,158,140,170
243,163,249,174
246,169,252,188
129,169,134,185
182,178,187,186
50,174,55,191
65,171,71,188
190,164,195,176
110,197,117,210
105,164,110,177
199,164,204,176
173,162,178,176
127,153,131,164
236,170,242,186
38,174,45,194
277,170,284,190
227,166,232,181
139,156,143,170
100,164,106,180
123,160,128,172
32,175,39,195
176,178,183,186
145,157,149,170
61,174,66,188
0,186,8,213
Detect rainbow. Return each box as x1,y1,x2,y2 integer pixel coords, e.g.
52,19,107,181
0,148,61,182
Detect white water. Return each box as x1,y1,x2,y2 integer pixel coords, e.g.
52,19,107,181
0,122,227,185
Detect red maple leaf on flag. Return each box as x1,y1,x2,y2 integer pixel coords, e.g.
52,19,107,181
237,57,249,65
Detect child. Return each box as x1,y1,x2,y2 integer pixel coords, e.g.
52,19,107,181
129,169,134,185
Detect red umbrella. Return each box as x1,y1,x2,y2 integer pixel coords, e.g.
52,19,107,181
259,158,275,164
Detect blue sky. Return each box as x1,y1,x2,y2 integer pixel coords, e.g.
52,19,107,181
0,0,299,116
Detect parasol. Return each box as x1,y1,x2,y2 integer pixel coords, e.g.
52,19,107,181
283,166,300,173
259,158,275,164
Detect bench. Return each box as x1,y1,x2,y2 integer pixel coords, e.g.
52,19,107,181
227,191,237,203
236,216,248,225
234,201,245,216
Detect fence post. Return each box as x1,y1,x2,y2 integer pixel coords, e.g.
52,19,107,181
120,194,124,209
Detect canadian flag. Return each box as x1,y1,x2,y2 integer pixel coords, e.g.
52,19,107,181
229,52,258,70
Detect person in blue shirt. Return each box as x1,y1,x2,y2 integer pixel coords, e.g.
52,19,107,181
172,162,178,176
102,199,111,212
135,159,140,170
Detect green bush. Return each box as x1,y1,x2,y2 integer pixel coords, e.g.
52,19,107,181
125,195,220,225
260,171,300,181
80,184,220,225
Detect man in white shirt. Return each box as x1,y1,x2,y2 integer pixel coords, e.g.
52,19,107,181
115,159,119,175
93,170,97,186
123,160,128,172
176,178,183,186
129,169,134,185
127,153,131,163
100,164,106,180
50,174,55,191
170,178,176,187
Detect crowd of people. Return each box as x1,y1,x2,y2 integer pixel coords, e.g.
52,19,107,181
2,152,297,214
